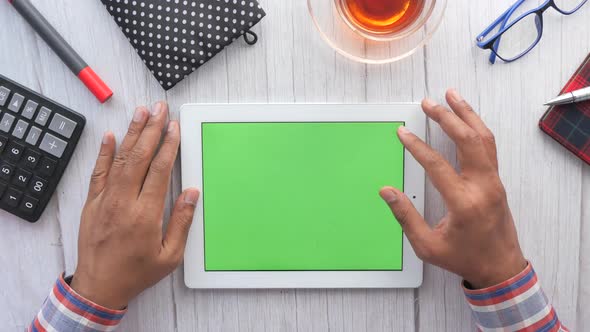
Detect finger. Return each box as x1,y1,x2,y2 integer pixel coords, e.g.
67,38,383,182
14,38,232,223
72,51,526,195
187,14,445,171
160,189,200,267
140,121,180,203
117,106,150,156
124,102,169,184
379,187,437,262
445,89,499,170
421,99,493,172
397,126,464,202
88,132,116,199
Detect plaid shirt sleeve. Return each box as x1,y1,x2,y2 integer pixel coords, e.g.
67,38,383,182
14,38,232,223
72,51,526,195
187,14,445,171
27,274,126,332
463,263,568,331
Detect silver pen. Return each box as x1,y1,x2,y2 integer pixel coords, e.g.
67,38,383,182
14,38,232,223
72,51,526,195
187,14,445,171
544,86,590,106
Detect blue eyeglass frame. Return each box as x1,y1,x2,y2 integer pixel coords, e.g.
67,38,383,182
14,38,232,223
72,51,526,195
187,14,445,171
476,0,588,64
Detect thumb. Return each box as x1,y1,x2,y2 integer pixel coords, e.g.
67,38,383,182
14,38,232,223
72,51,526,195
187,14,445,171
161,188,200,266
379,187,435,261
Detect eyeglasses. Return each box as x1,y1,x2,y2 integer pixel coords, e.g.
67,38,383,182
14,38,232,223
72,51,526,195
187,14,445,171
476,0,588,64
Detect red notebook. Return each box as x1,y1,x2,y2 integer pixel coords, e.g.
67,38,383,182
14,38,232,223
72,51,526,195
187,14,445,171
540,54,590,165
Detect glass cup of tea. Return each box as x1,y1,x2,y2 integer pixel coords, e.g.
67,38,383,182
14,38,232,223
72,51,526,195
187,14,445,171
308,0,447,64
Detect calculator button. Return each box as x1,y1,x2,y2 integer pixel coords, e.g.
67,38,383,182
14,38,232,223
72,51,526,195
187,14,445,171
19,195,38,215
2,187,22,208
5,141,24,162
29,176,47,196
7,93,24,113
35,107,52,126
0,86,10,107
38,157,56,177
0,182,6,197
22,149,41,169
0,113,15,133
25,126,42,146
0,135,7,153
40,133,67,158
12,168,32,188
22,100,39,120
0,163,13,181
49,113,77,138
12,120,29,140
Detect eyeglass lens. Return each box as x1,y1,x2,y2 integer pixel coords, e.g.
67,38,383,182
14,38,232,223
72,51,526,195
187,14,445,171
490,0,587,61
494,13,542,61
553,0,587,13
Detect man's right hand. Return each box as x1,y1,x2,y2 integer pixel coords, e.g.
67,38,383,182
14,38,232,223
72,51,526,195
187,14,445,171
379,89,527,289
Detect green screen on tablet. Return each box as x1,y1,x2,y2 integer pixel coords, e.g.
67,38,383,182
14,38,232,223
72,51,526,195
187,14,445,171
201,122,405,271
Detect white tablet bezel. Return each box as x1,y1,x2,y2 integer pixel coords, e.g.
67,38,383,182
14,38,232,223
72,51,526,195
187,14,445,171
180,104,425,289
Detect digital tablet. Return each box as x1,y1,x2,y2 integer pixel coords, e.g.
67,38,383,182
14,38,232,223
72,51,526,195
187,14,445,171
180,104,425,289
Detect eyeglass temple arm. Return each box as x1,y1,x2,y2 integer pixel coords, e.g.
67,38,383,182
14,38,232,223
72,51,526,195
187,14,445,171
476,0,527,64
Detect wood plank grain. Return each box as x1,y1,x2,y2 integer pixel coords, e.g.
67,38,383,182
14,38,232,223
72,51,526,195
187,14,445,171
24,0,176,330
568,9,590,330
228,2,300,331
552,5,590,329
0,2,65,331
292,1,416,331
579,168,589,331
2,0,588,331
418,1,480,330
292,2,354,331
361,37,427,332
419,0,587,330
170,22,243,332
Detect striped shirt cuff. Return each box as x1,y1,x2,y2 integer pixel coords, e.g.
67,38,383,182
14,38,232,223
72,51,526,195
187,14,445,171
28,274,126,332
463,263,568,331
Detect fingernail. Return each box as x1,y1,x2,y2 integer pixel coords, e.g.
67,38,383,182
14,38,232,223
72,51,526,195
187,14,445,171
398,126,411,135
448,89,463,103
133,108,146,122
102,132,112,145
184,190,200,206
168,121,177,133
151,102,163,116
380,188,397,204
423,98,438,108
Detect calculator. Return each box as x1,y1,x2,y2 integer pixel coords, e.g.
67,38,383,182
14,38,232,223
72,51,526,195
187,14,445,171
0,74,86,223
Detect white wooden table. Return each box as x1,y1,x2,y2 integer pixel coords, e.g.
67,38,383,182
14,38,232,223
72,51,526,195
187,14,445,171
1,0,588,331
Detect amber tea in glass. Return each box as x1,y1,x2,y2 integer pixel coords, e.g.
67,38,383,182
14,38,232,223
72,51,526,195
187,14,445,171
336,0,426,39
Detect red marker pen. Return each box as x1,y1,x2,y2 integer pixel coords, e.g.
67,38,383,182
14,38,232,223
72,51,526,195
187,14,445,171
9,0,113,103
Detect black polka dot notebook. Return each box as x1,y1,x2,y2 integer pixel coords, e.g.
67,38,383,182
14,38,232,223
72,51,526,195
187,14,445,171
100,0,266,90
